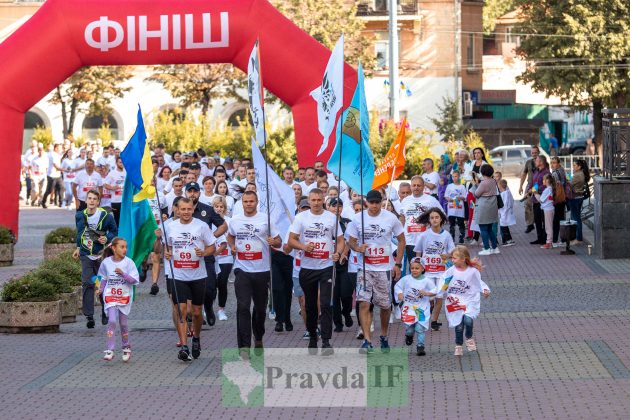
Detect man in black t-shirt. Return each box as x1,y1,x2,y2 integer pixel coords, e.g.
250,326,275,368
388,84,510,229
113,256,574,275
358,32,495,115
185,182,227,326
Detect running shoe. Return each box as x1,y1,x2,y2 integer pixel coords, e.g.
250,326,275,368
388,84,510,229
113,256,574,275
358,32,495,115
206,309,216,326
285,321,293,332
502,240,516,247
217,309,228,321
103,350,114,361
344,314,353,328
465,338,477,352
321,339,334,356
254,340,264,356
431,321,441,331
191,337,201,359
86,316,95,329
308,337,318,355
359,340,374,354
302,331,310,340
380,336,390,353
122,347,132,363
178,346,192,362
416,346,426,356
478,249,493,256
552,242,562,248
275,322,284,332
454,345,464,356
356,329,364,340
491,247,501,254
540,243,552,249
101,313,109,325
405,335,413,346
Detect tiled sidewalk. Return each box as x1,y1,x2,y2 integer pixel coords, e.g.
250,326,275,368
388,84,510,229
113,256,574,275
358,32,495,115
1,203,629,419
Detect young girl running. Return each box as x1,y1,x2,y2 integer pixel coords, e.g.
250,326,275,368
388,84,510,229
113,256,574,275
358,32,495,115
395,258,437,356
413,207,455,331
212,196,233,321
96,237,140,362
437,245,490,356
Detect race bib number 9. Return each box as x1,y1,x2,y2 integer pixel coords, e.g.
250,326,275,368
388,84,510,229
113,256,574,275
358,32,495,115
365,245,390,265
173,247,200,269
237,240,263,261
304,241,331,260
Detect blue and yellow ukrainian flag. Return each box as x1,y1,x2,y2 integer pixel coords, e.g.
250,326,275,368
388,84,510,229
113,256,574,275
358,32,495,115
119,106,158,268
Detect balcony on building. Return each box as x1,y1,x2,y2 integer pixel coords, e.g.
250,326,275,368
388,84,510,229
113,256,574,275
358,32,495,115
357,0,418,17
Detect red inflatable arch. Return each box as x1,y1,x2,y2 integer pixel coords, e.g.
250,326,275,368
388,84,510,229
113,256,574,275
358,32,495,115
0,0,357,236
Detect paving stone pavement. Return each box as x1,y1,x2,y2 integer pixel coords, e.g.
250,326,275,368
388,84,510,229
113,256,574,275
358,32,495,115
1,202,630,419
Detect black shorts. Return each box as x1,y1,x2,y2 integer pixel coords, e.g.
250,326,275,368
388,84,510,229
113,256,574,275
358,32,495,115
171,278,206,305
166,276,173,296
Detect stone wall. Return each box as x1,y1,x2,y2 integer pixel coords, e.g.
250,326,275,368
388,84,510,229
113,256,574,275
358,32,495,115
593,177,630,259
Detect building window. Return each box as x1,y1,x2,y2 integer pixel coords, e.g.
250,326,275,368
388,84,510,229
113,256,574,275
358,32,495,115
227,108,252,128
505,26,521,46
374,31,401,71
466,33,475,69
82,114,119,141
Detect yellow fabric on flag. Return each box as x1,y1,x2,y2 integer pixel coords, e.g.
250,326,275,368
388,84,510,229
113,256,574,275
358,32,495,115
132,142,156,202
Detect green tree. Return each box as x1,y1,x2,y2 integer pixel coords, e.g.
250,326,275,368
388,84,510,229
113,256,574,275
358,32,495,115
429,96,465,142
146,64,241,116
49,66,133,138
272,0,375,71
515,0,630,146
483,0,517,33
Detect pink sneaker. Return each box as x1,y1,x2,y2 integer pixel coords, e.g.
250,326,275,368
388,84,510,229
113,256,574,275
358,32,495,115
454,345,463,356
540,243,552,249
465,338,477,351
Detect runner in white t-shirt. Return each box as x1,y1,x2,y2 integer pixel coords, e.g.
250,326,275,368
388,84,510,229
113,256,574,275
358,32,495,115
164,197,216,362
103,157,126,225
348,190,405,354
288,188,344,355
413,207,456,331
422,158,440,197
61,149,77,210
72,159,103,211
399,175,441,263
227,191,281,355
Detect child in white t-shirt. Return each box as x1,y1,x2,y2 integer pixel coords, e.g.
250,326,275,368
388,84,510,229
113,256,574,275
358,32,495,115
534,174,555,249
395,258,437,356
437,245,490,356
498,179,516,246
444,171,467,244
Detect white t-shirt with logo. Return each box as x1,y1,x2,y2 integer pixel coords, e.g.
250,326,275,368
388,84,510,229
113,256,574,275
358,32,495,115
228,212,279,273
61,158,76,183
104,169,126,204
444,183,467,218
73,170,103,201
166,218,215,281
399,194,441,245
345,221,359,274
31,155,49,178
437,266,490,328
290,210,341,270
48,151,62,178
97,256,139,315
299,181,317,195
394,274,437,328
348,209,404,272
215,217,234,265
422,171,440,195
413,229,455,276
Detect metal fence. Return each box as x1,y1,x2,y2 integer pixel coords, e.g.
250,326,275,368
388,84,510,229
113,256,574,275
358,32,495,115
602,108,630,179
555,154,601,176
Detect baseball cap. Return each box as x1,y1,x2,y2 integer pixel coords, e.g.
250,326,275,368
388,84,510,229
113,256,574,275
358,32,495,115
185,182,201,192
224,157,233,163
299,198,310,209
366,190,383,203
328,197,343,206
190,162,201,170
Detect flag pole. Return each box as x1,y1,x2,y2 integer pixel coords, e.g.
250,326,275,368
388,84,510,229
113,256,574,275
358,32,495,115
385,166,396,212
330,118,344,306
360,130,366,288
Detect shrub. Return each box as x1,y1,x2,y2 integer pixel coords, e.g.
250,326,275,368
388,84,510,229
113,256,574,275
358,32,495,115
40,254,82,287
44,227,77,244
35,268,74,294
0,226,14,245
1,273,59,302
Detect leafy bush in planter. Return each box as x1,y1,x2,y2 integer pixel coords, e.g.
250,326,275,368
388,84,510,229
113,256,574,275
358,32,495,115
44,227,77,245
0,225,13,245
1,273,59,302
35,268,75,294
40,254,82,287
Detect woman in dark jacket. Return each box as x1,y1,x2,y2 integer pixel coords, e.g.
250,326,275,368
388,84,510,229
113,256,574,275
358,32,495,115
568,159,589,244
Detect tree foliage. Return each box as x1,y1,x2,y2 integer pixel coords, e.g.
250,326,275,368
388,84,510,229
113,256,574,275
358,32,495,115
49,66,133,138
272,0,375,71
429,96,465,142
146,64,242,116
515,0,630,143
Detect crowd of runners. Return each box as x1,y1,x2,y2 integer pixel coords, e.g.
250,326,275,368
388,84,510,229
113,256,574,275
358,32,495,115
21,138,590,362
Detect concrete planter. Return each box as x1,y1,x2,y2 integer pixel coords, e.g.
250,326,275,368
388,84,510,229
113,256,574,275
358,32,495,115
75,285,83,315
59,292,77,323
0,300,62,333
0,243,14,267
43,243,76,261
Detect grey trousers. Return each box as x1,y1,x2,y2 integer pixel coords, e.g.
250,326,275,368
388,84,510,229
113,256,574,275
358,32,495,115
525,197,534,226
80,255,104,318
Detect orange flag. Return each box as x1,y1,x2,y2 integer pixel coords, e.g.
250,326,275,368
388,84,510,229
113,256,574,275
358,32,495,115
372,118,407,190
